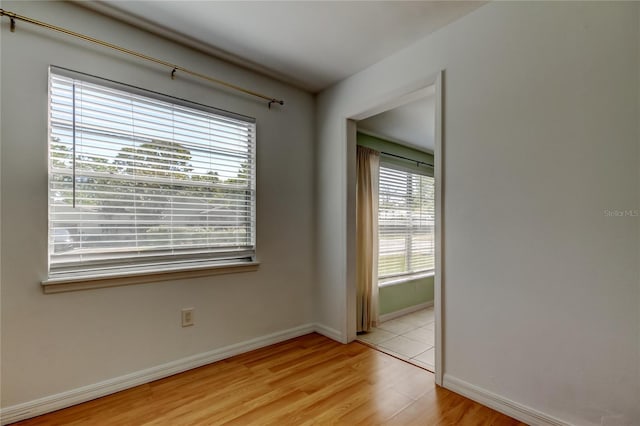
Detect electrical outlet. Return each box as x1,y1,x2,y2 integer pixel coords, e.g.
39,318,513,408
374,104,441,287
181,308,194,327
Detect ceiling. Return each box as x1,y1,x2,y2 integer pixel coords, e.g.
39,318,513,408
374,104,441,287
358,92,435,153
85,1,484,92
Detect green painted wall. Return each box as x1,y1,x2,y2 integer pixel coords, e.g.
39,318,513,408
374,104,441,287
379,275,434,315
357,132,434,177
356,131,435,315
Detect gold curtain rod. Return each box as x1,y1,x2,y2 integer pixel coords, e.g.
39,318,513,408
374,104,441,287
0,8,285,108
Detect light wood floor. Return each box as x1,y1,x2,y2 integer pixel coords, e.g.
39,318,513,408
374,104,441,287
14,333,525,425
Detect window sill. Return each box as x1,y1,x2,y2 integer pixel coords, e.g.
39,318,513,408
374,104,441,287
378,270,434,288
41,261,260,294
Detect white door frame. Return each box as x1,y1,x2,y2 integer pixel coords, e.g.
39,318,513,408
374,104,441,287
344,71,444,385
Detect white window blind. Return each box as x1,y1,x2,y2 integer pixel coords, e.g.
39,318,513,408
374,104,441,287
378,164,434,280
48,68,256,278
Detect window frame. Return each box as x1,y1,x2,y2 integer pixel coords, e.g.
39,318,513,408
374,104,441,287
44,66,259,290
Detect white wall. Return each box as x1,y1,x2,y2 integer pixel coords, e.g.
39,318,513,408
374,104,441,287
316,2,640,425
358,94,436,152
0,1,315,408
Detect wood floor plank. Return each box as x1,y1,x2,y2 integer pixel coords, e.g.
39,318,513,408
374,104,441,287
13,333,525,426
337,386,416,426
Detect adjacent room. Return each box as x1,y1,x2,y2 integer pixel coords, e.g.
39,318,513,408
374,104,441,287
1,1,639,425
354,93,438,372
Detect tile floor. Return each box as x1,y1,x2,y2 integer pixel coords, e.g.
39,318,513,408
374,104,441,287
356,307,435,371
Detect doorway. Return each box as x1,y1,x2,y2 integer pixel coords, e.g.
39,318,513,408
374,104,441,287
346,74,442,378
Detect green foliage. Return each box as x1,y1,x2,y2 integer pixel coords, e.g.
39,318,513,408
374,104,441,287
51,138,250,215
51,138,72,170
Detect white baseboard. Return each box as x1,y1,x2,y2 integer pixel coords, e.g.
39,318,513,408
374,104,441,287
0,323,316,425
442,374,571,426
313,323,345,343
2,327,574,426
379,301,433,323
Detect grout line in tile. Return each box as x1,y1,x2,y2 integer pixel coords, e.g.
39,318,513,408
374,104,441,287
357,308,436,371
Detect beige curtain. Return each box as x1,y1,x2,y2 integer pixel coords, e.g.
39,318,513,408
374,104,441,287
356,146,380,332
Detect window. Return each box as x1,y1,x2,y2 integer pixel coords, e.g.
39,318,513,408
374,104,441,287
378,164,434,282
48,68,256,280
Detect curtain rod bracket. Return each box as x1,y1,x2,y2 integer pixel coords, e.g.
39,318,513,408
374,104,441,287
268,99,284,109
171,67,177,80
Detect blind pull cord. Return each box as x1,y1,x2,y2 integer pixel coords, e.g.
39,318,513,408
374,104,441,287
72,82,77,208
